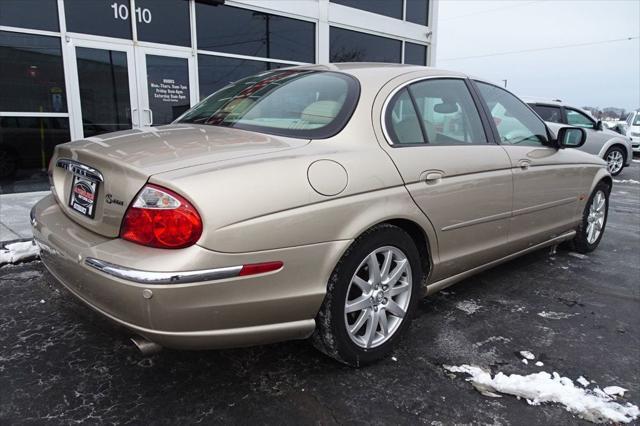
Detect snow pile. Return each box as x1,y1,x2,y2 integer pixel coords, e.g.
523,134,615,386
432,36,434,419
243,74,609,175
614,179,640,185
0,241,40,266
444,365,639,424
455,300,482,315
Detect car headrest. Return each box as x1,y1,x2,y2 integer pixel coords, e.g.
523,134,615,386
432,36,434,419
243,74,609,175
301,101,341,125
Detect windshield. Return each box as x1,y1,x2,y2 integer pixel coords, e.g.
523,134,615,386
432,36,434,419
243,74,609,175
634,114,640,126
177,70,360,139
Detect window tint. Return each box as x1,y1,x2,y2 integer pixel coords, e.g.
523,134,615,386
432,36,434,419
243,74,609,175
0,31,66,112
330,27,401,63
0,0,59,31
404,42,427,66
406,0,429,26
531,105,562,123
410,79,487,145
386,89,424,144
179,71,359,139
196,4,315,63
330,0,403,19
475,82,548,146
566,109,595,128
136,0,191,47
198,55,287,98
65,0,132,39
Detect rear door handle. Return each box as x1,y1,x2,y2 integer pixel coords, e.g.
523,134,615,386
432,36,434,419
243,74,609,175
518,160,531,170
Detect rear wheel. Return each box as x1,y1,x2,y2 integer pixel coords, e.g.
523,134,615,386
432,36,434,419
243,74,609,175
604,146,625,176
570,182,610,253
312,224,423,367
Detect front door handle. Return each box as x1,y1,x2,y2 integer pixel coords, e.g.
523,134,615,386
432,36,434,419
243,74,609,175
144,108,153,126
518,160,531,170
424,172,443,182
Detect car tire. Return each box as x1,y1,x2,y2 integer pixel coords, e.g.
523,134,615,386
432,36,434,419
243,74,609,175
604,146,626,176
570,181,610,253
312,223,423,367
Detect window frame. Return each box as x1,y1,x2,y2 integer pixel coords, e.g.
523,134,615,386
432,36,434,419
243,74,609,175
382,76,494,148
469,80,554,147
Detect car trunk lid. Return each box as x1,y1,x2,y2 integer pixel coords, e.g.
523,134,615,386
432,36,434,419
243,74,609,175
50,124,309,237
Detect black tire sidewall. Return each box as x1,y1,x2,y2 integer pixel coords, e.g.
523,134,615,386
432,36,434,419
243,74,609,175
324,225,423,366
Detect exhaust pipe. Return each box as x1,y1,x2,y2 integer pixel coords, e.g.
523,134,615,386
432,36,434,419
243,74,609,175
130,336,162,356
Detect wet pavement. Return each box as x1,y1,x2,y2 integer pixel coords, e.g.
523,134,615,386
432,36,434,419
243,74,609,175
1,161,639,425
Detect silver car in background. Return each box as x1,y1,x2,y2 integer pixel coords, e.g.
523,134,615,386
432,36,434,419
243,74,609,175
527,100,633,176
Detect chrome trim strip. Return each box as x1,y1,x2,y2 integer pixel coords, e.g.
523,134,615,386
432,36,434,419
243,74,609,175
441,210,512,232
56,159,104,182
84,257,242,285
512,196,577,217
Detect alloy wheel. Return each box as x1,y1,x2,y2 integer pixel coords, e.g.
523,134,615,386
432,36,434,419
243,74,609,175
344,246,412,349
606,150,624,174
586,190,606,244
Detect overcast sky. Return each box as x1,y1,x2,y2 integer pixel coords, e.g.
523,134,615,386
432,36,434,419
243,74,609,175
435,0,640,111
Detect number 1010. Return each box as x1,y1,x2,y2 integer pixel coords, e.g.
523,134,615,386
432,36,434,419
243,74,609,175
110,2,152,24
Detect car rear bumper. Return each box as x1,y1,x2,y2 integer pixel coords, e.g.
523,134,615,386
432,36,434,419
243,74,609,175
32,194,350,350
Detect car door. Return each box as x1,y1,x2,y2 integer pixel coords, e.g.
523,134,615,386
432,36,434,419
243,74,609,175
473,81,585,251
379,77,513,281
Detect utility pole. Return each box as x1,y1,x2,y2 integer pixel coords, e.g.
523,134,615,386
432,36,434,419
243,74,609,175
502,79,508,88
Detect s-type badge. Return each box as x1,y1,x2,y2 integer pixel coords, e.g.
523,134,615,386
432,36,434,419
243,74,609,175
105,193,124,206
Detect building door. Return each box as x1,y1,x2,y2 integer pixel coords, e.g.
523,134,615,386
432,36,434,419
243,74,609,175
67,39,139,139
135,48,197,127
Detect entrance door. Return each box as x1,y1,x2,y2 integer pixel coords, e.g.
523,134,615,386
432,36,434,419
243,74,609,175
68,40,139,138
135,48,196,127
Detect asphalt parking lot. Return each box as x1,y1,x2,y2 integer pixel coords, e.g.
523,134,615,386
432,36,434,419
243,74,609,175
1,160,639,425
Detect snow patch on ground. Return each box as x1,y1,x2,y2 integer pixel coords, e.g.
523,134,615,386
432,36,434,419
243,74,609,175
455,300,482,315
444,365,639,424
578,376,591,387
538,311,579,320
614,179,640,185
568,252,588,259
0,241,40,266
519,350,535,360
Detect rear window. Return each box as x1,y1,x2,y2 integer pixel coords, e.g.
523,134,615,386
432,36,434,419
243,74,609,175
177,70,360,139
530,104,562,123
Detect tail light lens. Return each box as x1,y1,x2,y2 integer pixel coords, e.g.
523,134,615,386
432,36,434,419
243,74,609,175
120,184,202,249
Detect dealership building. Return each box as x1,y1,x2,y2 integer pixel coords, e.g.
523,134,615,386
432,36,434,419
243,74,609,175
0,0,437,194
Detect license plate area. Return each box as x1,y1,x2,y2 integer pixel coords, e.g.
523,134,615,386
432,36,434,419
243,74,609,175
69,175,99,218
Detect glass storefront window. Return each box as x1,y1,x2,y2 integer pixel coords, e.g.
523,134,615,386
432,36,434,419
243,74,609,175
136,0,191,47
404,42,427,66
196,4,315,63
406,0,429,26
330,27,401,63
145,55,191,124
76,47,132,137
198,55,286,98
64,0,132,39
0,0,59,32
0,117,70,193
331,0,403,20
0,31,67,112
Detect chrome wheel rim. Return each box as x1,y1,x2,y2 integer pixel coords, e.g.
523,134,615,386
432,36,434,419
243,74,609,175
586,190,606,244
606,150,624,174
344,246,412,349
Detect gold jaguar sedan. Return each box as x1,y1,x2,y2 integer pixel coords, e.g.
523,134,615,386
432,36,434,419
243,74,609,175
31,64,610,366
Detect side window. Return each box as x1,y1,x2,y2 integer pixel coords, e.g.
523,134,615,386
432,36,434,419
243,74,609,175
566,109,595,129
475,82,548,146
386,88,425,144
409,79,487,145
531,105,562,123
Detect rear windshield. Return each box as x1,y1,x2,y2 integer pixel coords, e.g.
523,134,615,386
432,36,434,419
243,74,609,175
176,70,360,139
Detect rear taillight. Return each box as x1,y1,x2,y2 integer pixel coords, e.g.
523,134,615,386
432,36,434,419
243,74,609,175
120,184,203,249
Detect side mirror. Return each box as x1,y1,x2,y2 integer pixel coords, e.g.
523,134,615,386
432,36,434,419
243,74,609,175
596,120,604,131
557,127,586,148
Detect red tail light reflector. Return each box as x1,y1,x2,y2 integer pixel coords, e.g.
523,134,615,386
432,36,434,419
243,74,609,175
239,261,284,276
120,184,202,249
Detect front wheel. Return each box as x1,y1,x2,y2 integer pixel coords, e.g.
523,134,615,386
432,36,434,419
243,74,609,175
604,146,625,176
312,224,423,367
570,182,610,253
